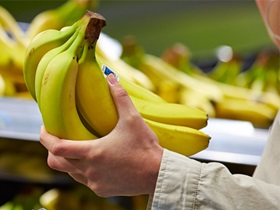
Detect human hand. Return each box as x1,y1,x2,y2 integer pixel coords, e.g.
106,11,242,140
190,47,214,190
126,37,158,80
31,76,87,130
40,73,163,197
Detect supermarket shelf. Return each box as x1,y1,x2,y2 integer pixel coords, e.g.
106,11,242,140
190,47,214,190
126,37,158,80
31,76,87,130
0,97,269,167
194,118,268,166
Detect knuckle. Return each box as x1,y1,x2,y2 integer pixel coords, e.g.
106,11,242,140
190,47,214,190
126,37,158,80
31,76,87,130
50,144,65,156
125,111,141,125
114,86,129,98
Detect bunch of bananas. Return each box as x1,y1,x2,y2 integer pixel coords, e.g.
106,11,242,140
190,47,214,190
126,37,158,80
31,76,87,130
121,36,222,117
160,43,280,128
23,11,210,156
0,0,98,98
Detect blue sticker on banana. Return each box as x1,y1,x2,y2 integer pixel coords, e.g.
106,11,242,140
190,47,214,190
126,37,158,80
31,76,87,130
101,65,119,81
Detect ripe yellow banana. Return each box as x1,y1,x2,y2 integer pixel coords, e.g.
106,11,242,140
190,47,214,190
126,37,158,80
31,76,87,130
0,76,16,96
120,38,222,104
96,58,166,103
75,16,118,136
141,54,223,103
0,24,26,85
156,79,181,103
179,87,216,118
26,0,97,40
215,98,276,128
96,46,155,92
144,119,210,156
0,74,6,96
131,96,208,130
24,25,77,100
38,16,97,140
0,5,28,47
194,73,280,111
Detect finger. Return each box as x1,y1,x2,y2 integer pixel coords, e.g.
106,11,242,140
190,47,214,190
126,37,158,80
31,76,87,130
40,126,94,159
106,73,139,117
68,172,87,185
47,151,82,173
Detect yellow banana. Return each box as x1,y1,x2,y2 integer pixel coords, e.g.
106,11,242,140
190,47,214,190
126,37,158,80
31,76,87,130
26,0,97,40
1,76,16,96
179,87,216,118
96,46,155,92
75,15,118,136
24,25,77,100
156,80,181,103
0,74,6,96
140,54,223,103
38,15,96,140
0,5,28,47
131,96,208,130
193,73,280,111
96,59,166,103
144,119,210,156
34,30,79,103
215,98,276,128
120,38,222,103
100,65,210,155
0,24,25,85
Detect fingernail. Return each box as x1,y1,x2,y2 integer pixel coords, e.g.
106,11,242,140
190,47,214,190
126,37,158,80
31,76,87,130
102,65,119,83
108,73,118,85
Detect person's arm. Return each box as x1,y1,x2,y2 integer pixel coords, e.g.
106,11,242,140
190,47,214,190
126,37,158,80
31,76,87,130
148,130,280,209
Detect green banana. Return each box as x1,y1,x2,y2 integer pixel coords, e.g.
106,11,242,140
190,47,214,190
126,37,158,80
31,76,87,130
131,96,208,130
35,30,79,104
144,119,210,156
208,54,243,85
24,25,78,100
38,16,96,140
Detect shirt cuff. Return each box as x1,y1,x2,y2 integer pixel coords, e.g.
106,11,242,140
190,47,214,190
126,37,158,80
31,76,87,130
147,149,202,210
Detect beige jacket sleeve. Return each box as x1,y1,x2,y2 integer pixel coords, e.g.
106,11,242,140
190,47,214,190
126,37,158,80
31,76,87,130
147,111,280,210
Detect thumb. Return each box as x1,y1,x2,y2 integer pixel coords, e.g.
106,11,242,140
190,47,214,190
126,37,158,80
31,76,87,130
106,73,138,118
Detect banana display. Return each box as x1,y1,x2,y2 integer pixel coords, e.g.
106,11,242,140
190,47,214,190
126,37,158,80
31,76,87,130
0,0,279,129
147,41,280,128
23,10,210,156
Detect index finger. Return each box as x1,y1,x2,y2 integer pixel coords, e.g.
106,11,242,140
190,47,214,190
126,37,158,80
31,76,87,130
106,73,139,118
40,126,94,159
